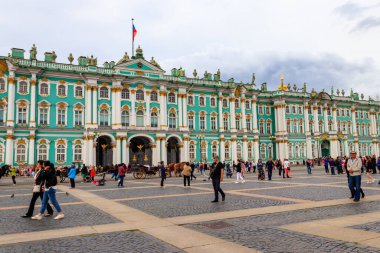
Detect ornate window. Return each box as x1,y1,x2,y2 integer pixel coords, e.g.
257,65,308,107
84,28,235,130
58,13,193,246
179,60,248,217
308,107,312,114
212,144,218,158
237,144,242,159
136,90,144,100
136,110,144,127
293,120,297,133
225,143,230,160
99,109,109,126
328,108,332,116
40,83,48,95
211,115,217,130
56,144,66,162
259,119,264,134
268,145,273,159
236,117,241,131
57,108,66,125
309,120,313,133
210,97,216,107
223,98,228,107
74,144,82,161
169,113,176,129
259,106,264,115
188,114,194,130
16,144,26,163
318,107,322,115
188,96,194,105
57,84,66,96
39,107,48,125
266,120,272,134
74,109,83,126
201,142,207,161
75,86,83,97
38,144,48,161
18,106,27,124
18,81,28,93
298,106,302,114
150,91,158,101
121,111,129,127
337,109,340,117
246,117,251,131
245,100,250,109
292,105,297,114
287,120,291,133
299,120,304,133
235,99,240,108
0,144,4,163
199,96,205,106
189,142,195,160
121,88,130,99
286,105,290,114
99,87,109,99
260,144,266,160
200,114,206,130
248,144,253,159
0,105,4,126
319,121,323,133
151,112,158,127
223,117,229,131
168,92,176,103
0,78,5,92
266,106,271,115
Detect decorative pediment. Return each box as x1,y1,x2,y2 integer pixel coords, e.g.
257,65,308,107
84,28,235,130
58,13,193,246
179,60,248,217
114,58,165,74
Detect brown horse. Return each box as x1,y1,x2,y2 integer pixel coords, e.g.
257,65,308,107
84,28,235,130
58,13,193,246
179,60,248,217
167,162,186,177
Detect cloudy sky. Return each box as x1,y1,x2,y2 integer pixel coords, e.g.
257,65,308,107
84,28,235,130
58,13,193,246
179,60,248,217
1,0,379,98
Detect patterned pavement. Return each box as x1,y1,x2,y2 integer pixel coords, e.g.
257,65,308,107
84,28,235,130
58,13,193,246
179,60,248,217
1,166,380,252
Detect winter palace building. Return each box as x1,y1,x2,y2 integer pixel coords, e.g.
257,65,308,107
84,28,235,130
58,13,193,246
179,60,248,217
0,45,379,167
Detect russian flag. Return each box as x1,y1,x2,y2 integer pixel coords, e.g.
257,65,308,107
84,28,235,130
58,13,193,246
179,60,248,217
132,24,137,42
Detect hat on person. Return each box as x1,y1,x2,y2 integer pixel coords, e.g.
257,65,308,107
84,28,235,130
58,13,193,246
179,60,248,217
350,151,357,154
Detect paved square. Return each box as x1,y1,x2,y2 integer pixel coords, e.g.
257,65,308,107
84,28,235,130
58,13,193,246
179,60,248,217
2,167,380,252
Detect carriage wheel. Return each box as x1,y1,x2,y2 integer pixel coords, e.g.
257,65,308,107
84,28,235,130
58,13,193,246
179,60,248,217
133,170,144,179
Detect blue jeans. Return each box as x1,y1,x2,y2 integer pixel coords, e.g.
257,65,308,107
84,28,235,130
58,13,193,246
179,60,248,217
118,175,125,187
40,188,62,213
307,166,312,174
331,166,335,175
349,175,361,200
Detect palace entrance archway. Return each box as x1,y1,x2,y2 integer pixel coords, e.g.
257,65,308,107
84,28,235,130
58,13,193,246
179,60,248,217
167,137,180,164
96,136,113,168
129,136,152,166
321,140,330,157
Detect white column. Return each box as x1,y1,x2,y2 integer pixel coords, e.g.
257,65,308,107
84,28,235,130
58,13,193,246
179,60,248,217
218,93,224,132
241,96,247,132
93,144,96,166
178,94,183,129
28,134,35,165
92,87,98,127
115,86,122,129
231,136,237,162
6,76,15,127
180,143,185,162
313,104,319,134
112,143,117,165
183,137,189,162
116,137,121,164
85,86,92,128
122,137,127,163
131,90,136,126
88,135,94,166
125,141,130,165
370,112,376,136
242,136,248,161
344,139,349,157
323,107,328,132
254,140,259,163
230,97,236,132
111,87,116,129
159,89,167,128
304,105,313,159
274,105,279,133
182,95,188,129
352,109,358,136
5,134,14,165
332,107,338,132
146,91,151,127
154,138,161,164
29,75,37,128
220,135,225,161
252,98,258,133
160,137,167,163
83,136,88,165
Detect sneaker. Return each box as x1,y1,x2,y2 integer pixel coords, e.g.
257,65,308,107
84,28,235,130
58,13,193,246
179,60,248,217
54,213,65,220
242,181,245,183
31,213,43,220
235,181,239,183
44,213,53,217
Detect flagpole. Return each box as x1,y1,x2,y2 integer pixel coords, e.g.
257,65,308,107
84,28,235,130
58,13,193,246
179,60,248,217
132,18,134,57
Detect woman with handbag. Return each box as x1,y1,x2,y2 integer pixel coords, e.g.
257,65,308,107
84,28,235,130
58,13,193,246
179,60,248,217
21,160,53,218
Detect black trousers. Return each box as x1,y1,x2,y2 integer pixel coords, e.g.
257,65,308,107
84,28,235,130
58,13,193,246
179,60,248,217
160,177,165,186
278,167,282,176
184,176,190,186
26,191,53,216
268,169,273,180
191,171,197,180
70,178,75,188
12,176,16,184
212,178,225,201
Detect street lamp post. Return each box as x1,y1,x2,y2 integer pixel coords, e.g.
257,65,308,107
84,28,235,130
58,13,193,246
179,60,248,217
196,134,205,163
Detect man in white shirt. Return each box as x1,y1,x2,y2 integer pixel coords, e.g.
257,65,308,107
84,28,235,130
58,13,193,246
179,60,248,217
283,159,291,178
347,151,363,202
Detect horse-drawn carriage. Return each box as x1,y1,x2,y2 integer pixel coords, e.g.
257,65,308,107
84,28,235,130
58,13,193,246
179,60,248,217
132,164,160,179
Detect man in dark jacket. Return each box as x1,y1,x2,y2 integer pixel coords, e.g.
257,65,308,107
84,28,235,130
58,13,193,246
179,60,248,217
160,161,166,187
265,157,275,180
210,156,225,203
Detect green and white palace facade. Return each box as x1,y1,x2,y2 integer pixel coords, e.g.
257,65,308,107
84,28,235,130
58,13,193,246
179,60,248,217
0,46,379,167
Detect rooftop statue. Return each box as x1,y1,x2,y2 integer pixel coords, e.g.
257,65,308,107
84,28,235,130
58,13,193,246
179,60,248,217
30,44,37,60
178,67,185,77
361,93,364,100
204,71,208,79
251,73,256,86
68,53,74,64
228,78,234,83
293,84,297,92
331,86,334,95
52,51,57,63
336,89,340,96
214,69,221,81
88,55,97,66
261,82,267,92
287,84,291,91
302,82,307,92
350,88,354,97
150,57,161,69
341,89,345,96
193,69,197,78
117,52,130,65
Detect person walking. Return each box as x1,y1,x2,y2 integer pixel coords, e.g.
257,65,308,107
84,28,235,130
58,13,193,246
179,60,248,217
190,162,197,181
32,161,64,220
10,166,16,185
283,159,291,178
81,164,88,183
235,159,245,183
276,160,282,176
257,159,265,180
265,157,274,181
306,159,313,174
159,161,166,187
22,160,54,218
68,164,77,189
117,163,126,187
347,151,363,202
183,162,191,187
324,158,329,174
365,156,375,183
252,160,256,173
210,156,225,203
90,166,96,182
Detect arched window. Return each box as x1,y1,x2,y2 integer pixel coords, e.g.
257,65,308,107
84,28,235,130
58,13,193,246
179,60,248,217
295,145,299,158
225,143,230,160
99,109,109,126
75,86,83,97
260,144,266,160
38,144,48,161
150,91,158,101
235,99,240,108
0,144,3,163
151,112,158,127
136,110,144,127
168,92,176,103
57,85,66,96
189,143,195,161
266,120,272,134
121,111,129,127
223,116,229,131
200,114,206,130
188,96,193,105
268,145,273,159
56,144,66,162
18,106,27,124
245,100,250,109
299,120,304,133
210,97,216,107
169,113,176,129
298,106,302,114
237,144,242,159
40,83,48,95
57,107,66,125
223,99,228,107
285,105,290,114
136,90,144,100
201,142,207,161
19,81,28,93
266,106,271,115
259,120,264,134
121,88,130,99
287,120,291,133
248,144,252,159
212,144,217,158
0,105,4,126
188,114,194,130
99,87,109,98
74,144,82,161
211,115,217,130
0,78,5,91
199,96,205,106
236,117,241,131
16,144,26,163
